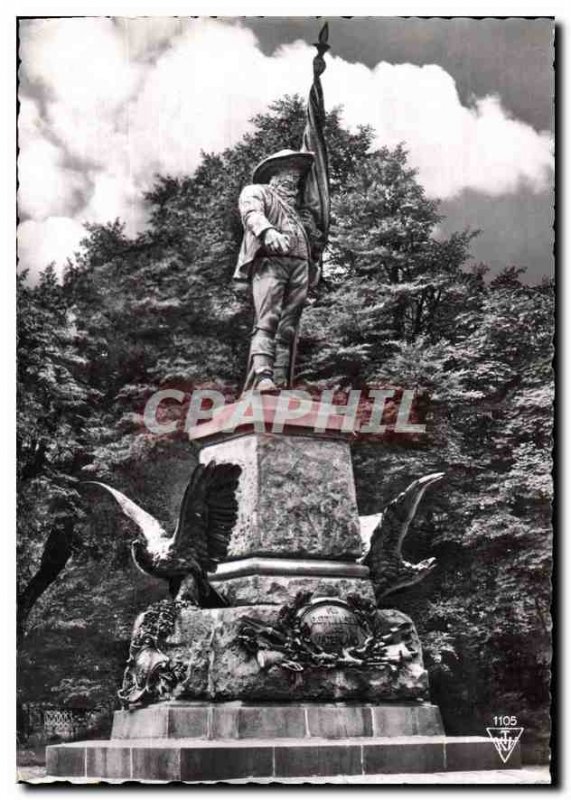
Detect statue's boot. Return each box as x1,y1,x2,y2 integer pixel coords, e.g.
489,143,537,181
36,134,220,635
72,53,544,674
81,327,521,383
252,355,279,393
255,371,279,393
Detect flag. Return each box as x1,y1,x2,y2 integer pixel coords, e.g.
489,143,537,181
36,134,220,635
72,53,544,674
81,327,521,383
301,22,330,264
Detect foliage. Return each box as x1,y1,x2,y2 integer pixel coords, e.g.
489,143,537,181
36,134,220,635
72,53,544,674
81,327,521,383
17,266,93,641
17,95,552,749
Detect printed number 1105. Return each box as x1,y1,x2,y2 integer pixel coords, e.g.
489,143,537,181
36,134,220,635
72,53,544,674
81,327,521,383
493,715,517,726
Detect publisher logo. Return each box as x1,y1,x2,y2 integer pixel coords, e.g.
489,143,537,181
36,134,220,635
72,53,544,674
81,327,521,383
486,719,524,764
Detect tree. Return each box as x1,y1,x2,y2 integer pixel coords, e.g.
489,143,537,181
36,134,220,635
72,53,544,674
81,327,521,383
298,143,476,386
17,267,94,642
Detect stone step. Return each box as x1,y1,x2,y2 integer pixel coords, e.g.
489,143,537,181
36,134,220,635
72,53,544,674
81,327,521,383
46,735,521,781
112,702,443,740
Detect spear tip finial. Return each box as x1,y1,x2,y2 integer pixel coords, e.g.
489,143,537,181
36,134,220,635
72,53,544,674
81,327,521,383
313,21,330,54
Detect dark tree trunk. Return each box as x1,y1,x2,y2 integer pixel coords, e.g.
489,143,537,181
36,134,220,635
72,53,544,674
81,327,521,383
17,521,76,644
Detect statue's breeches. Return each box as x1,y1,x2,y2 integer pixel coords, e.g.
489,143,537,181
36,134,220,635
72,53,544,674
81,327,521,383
250,256,309,357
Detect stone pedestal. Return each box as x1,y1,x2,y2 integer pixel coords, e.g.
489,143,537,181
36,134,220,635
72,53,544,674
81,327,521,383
46,701,522,781
45,398,523,780
192,398,369,607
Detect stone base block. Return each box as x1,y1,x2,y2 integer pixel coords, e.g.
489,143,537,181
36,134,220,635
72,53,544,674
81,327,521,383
46,735,522,781
198,432,364,560
164,606,428,702
111,702,445,740
212,574,376,606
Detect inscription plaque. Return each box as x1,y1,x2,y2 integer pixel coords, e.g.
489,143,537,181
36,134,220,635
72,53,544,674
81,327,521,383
299,600,366,653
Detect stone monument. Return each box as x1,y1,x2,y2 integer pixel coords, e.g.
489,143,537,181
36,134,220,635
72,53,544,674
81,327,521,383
46,26,521,782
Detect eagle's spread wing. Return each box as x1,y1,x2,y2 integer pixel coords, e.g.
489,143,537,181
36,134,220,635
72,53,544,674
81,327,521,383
84,481,168,550
365,473,444,564
363,473,443,597
173,462,241,572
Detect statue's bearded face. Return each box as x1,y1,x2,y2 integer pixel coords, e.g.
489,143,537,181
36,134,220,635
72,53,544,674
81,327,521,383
269,167,303,199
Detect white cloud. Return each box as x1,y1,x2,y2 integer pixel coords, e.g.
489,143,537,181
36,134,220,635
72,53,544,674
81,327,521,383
20,17,142,111
17,17,554,280
17,217,87,284
320,56,553,198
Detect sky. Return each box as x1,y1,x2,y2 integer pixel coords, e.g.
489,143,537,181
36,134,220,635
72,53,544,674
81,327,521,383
17,16,554,283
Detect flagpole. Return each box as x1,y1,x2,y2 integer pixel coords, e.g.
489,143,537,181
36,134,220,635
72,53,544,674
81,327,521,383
288,24,331,388
301,22,331,250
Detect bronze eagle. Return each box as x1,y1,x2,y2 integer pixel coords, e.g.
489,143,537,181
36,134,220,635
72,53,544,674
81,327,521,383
86,462,241,607
359,473,444,602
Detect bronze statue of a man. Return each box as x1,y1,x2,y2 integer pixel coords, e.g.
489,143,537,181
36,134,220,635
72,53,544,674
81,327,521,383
234,149,323,393
234,24,331,393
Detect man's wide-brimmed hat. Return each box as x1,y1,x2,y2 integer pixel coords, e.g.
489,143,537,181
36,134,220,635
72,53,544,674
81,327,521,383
252,149,315,184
